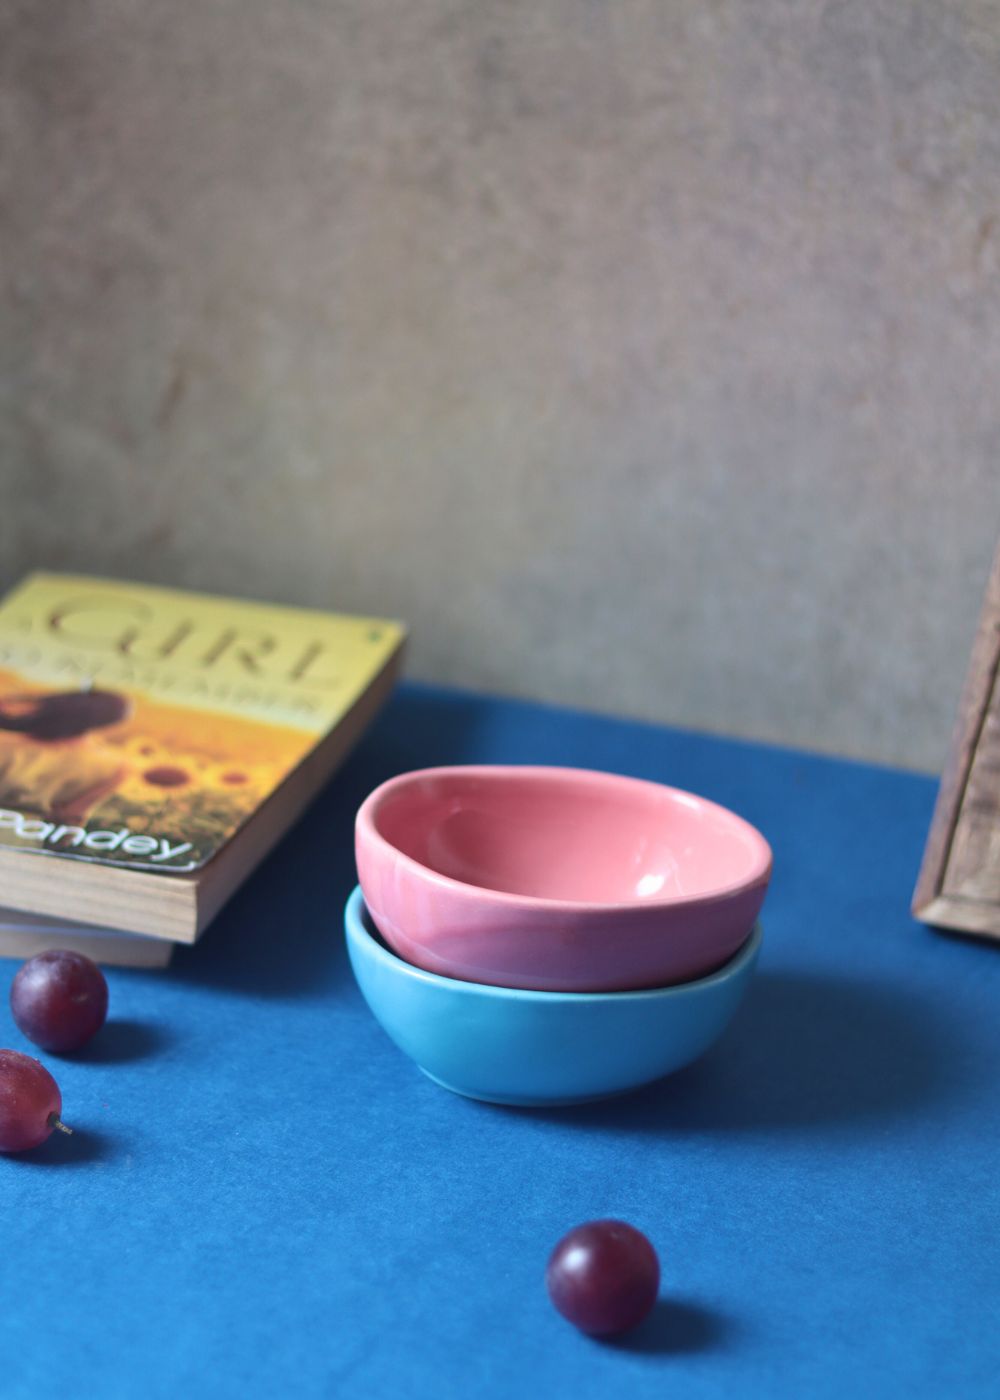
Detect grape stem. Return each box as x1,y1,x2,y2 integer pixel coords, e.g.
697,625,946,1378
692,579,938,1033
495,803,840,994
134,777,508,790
48,1114,73,1136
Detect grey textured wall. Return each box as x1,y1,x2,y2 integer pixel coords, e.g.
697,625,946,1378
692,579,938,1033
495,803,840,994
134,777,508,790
3,1,999,770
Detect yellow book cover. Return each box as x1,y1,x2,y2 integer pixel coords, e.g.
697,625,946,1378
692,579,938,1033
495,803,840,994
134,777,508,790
0,574,405,876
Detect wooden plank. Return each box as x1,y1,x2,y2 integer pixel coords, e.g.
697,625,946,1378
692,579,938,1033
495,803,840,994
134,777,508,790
913,539,1000,939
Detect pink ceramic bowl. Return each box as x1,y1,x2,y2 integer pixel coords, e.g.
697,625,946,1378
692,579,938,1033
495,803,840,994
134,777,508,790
355,765,772,993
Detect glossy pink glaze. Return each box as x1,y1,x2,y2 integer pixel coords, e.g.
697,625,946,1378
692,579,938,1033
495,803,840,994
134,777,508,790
355,766,772,992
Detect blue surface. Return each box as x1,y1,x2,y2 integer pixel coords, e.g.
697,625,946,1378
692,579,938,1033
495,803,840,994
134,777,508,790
2,681,998,1399
346,886,762,1106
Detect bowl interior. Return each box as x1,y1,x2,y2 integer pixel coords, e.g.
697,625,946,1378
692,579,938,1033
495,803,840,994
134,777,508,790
370,767,769,905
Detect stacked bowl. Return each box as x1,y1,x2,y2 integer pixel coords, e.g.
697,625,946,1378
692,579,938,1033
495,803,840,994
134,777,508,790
347,766,771,1107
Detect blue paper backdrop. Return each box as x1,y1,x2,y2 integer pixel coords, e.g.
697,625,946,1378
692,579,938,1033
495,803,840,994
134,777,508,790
1,683,997,1398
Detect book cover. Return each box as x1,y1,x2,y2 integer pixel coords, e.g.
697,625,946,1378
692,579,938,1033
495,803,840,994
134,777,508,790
0,573,405,877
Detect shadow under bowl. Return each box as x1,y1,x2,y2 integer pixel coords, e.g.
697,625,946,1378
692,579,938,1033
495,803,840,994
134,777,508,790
345,885,762,1107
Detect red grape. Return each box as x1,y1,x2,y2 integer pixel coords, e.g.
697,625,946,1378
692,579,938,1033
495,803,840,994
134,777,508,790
11,950,109,1053
0,1049,71,1152
546,1219,660,1336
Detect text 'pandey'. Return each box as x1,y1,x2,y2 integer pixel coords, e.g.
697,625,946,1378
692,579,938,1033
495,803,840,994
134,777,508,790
0,809,193,867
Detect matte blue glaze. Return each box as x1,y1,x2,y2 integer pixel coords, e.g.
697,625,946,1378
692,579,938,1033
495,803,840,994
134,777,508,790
345,885,761,1106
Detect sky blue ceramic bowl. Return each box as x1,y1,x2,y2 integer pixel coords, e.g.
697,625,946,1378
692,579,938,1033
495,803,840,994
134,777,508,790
345,885,761,1107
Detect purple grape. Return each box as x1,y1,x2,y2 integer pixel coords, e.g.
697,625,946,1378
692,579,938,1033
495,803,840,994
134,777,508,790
11,950,109,1053
546,1219,660,1336
0,1049,71,1152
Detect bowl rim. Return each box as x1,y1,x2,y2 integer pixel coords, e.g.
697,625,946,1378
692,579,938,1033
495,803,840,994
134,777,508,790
344,884,763,1003
355,764,773,914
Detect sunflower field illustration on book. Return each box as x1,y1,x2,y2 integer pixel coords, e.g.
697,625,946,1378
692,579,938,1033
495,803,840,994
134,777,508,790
0,670,316,870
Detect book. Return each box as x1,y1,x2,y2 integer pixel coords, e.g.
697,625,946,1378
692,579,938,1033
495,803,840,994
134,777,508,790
0,907,176,969
0,573,405,961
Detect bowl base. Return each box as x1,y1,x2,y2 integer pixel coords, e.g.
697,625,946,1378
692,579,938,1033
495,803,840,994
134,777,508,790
419,1067,654,1108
